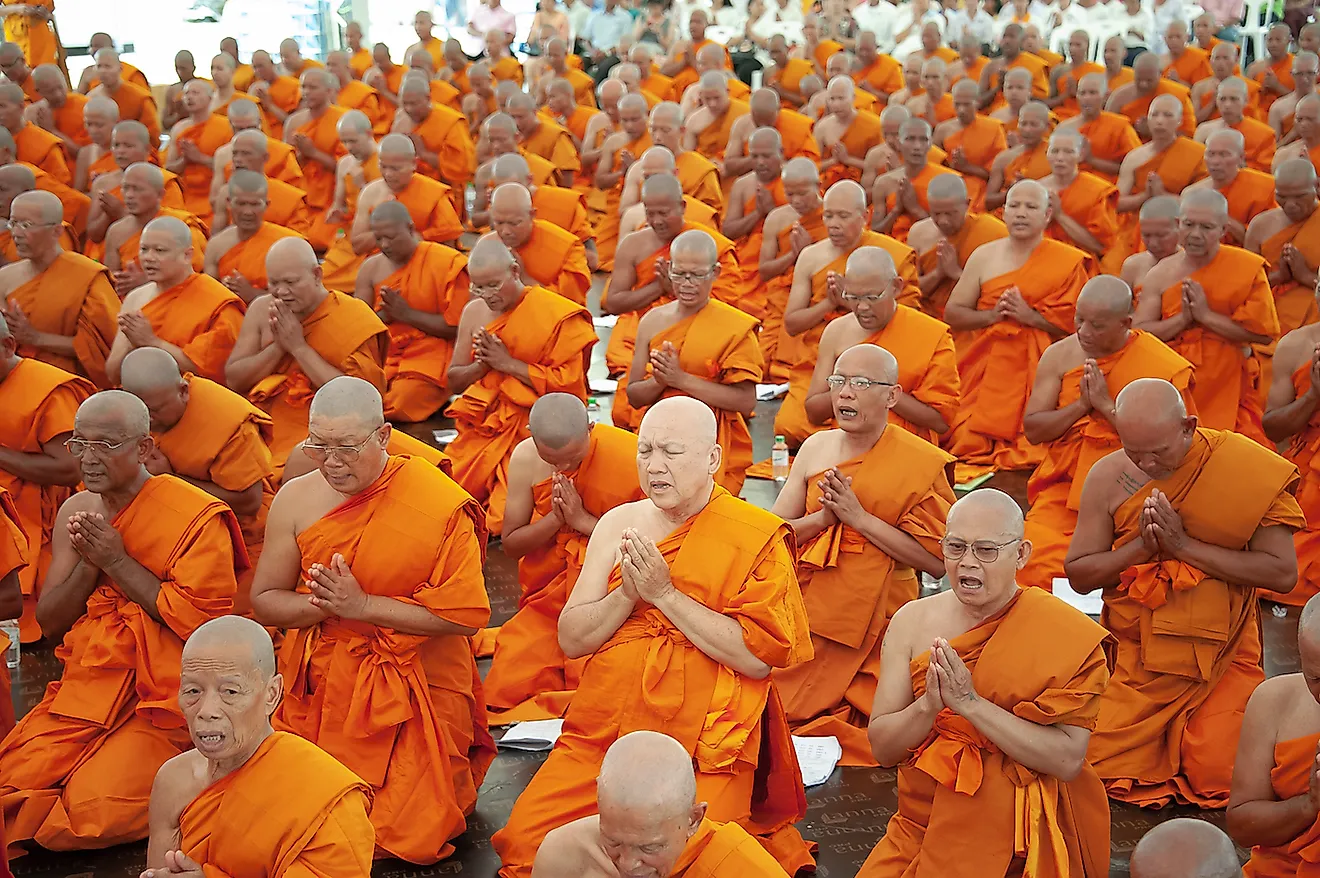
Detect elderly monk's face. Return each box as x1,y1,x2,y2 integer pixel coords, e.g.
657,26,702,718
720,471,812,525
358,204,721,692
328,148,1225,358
138,228,192,285
1046,136,1080,177
231,137,265,172
179,639,281,764
600,805,694,878
620,103,648,140
68,413,150,493
822,194,864,249
929,194,968,238
84,110,114,147
469,257,523,312
491,198,535,250
699,85,728,117
112,132,150,169
373,218,416,263
1118,412,1195,481
509,101,539,139
306,413,389,495
829,349,899,433
783,176,819,215
122,172,162,217
1179,203,1225,259
34,75,66,106
8,200,58,259
1076,80,1104,114
251,54,276,82
229,187,268,233
485,123,517,155
338,123,373,159
1209,48,1235,79
942,502,1028,611
1003,185,1049,238
649,114,680,150
1277,178,1317,224
133,378,191,432
669,245,717,311
401,88,431,124
1139,215,1180,258
1295,59,1320,94
1299,103,1320,141
380,150,416,192
636,420,719,512
826,85,852,118
900,127,930,166
1215,86,1245,122
95,55,122,89
266,252,323,315
642,192,684,241
750,139,781,183
182,82,210,114
211,57,234,89
1204,138,1241,182
1074,298,1130,357
842,272,898,334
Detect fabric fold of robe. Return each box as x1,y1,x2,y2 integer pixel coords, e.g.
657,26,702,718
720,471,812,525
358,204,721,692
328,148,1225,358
7,250,118,387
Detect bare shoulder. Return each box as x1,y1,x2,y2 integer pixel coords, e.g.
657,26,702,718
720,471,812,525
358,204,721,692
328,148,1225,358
1140,251,1185,292
359,252,389,285
906,218,938,251
104,214,134,244
0,260,31,292
57,489,104,519
1038,332,1082,371
1274,324,1320,368
243,293,276,322
120,282,157,310
150,749,209,825
637,300,678,333
1246,672,1304,716
460,294,496,326
209,225,239,252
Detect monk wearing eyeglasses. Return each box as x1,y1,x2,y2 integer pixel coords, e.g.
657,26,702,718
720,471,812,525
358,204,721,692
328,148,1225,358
773,338,952,764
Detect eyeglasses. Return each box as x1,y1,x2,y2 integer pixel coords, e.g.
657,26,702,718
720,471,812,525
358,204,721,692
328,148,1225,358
825,375,894,391
471,278,507,296
65,437,133,458
940,538,1021,563
840,292,887,304
10,220,55,233
668,268,714,286
303,430,382,463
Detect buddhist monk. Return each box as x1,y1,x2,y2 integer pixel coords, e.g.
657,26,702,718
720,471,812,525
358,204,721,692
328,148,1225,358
103,163,209,294
203,171,302,304
354,201,467,423
0,390,244,850
209,99,306,202
394,76,474,197
1020,276,1194,592
87,49,161,150
1161,20,1211,87
815,77,880,188
945,179,1094,472
758,158,828,374
776,181,919,446
764,34,812,109
1268,52,1318,142
224,237,387,477
71,96,117,194
724,89,820,184
282,69,346,235
487,394,643,721
907,174,1009,319
219,38,255,94
1191,43,1259,126
492,395,813,876
506,92,577,189
1247,25,1296,115
1066,377,1302,809
1246,160,1320,338
208,53,238,119
76,35,148,94
1109,53,1197,141
722,127,787,318
1130,819,1242,877
1039,128,1121,262
159,50,198,131
1187,129,1278,246
142,615,373,876
1054,73,1142,183
165,80,227,225
985,101,1052,210
488,182,589,305
593,94,651,271
28,65,92,159
248,50,300,141
1047,31,1103,120
626,104,723,219
0,189,115,387
480,154,595,269
626,229,761,493
317,110,377,252
534,730,792,878
1116,94,1208,255
211,132,311,236
1274,94,1320,172
683,71,751,177
1195,77,1277,172
445,235,595,531
325,51,386,135
1133,189,1278,442
1120,196,1183,289
250,375,491,863
934,80,1006,211
0,81,66,186
872,118,958,242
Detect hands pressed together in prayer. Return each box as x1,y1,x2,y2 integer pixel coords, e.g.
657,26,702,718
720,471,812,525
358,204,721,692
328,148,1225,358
550,472,594,535
376,285,415,324
897,177,921,215
1280,242,1309,281
826,270,847,309
177,139,207,165
3,300,38,346
473,327,516,372
140,849,204,878
220,272,259,302
1138,489,1189,558
68,511,127,571
649,341,686,390
993,286,1035,324
305,553,370,620
268,299,306,353
654,256,673,296
789,222,814,256
816,467,863,528
754,183,777,217
119,310,160,348
924,637,980,717
1078,359,1115,418
934,239,962,281
618,528,674,605
1179,278,1210,325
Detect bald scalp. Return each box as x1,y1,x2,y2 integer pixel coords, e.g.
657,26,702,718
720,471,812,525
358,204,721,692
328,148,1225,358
748,127,782,153
1133,52,1161,75
1206,128,1245,153
1276,158,1318,187
880,104,911,126
642,173,683,202
32,64,67,88
699,70,726,90
928,173,968,201
638,397,718,446
228,169,267,196
491,152,532,182
370,200,412,226
1078,72,1108,91
232,128,268,153
528,393,590,449
126,161,165,193
76,390,151,438
1149,93,1184,117
671,229,718,266
144,215,192,247
85,96,119,120
469,233,517,272
1048,128,1083,149
266,235,318,270
506,91,536,113
750,88,779,114
782,156,819,183
824,179,866,211
0,165,37,194
227,98,261,124
947,488,1025,540
899,118,932,138
309,375,385,425
120,347,184,393
13,189,61,223
639,145,677,171
1007,178,1048,203
834,343,898,384
1216,76,1248,97
1076,275,1134,315
483,112,518,137
399,75,431,97
0,82,23,106
1003,67,1033,87
951,79,979,99
1128,818,1239,878
491,182,532,213
650,101,683,128
0,43,24,65
1139,194,1181,221
1115,378,1189,427
379,132,416,158
1019,101,1050,124
1181,187,1229,218
845,246,897,280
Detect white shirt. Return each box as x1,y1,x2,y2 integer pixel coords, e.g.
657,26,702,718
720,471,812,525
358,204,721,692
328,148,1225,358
994,0,1054,34
582,6,635,51
1148,0,1185,54
566,0,593,43
1117,5,1155,47
854,0,900,49
944,6,995,45
891,6,945,59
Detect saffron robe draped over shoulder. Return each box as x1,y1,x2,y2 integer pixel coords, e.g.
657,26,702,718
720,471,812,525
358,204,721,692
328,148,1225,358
179,732,375,877
672,818,793,877
943,117,1008,210
1087,429,1305,807
1020,330,1194,592
275,455,493,864
445,286,596,534
0,359,91,642
216,222,302,291
822,111,883,189
484,425,644,723
0,475,246,850
1265,363,1320,606
137,274,246,384
6,251,118,387
914,212,1008,320
1260,209,1320,337
491,487,815,878
247,291,388,477
513,219,591,306
0,486,26,735
775,426,953,766
1118,137,1207,253
1242,732,1320,877
175,115,231,223
857,588,1112,878
946,239,1094,472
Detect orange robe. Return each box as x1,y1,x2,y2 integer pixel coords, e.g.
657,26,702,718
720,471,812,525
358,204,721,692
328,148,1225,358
490,487,815,878
275,455,493,863
854,56,904,97
523,119,580,182
884,163,960,242
946,239,1094,471
763,208,829,376
640,67,675,102
631,300,763,493
857,588,1111,878
413,105,476,193
174,115,231,222
776,426,953,765
28,163,91,238
914,212,1008,320
769,58,816,108
336,80,388,135
0,359,92,642
942,116,1008,210
179,732,375,875
258,76,301,140
372,241,470,422
1120,81,1198,138
1075,112,1143,182
0,485,25,734
2,0,55,67
673,818,796,876
1196,76,1262,122
1088,428,1304,806
117,207,209,273
484,424,643,722
594,132,652,272
531,185,592,247
49,93,91,152
6,250,118,386
291,107,347,222
513,219,591,306
1003,141,1051,184
14,122,70,185
349,47,374,79
1219,117,1277,171
216,222,303,291
1214,167,1279,238
1265,363,1320,606
730,176,788,316
1118,137,1208,253
773,232,920,446
1165,47,1212,85
224,137,305,190
1153,245,1277,440
694,101,751,171
247,291,388,476
101,81,161,149
1048,171,1121,272
1254,54,1295,114
137,274,245,383
1260,209,1320,336
444,285,596,532
560,67,598,109
1245,732,1320,875
0,475,245,849
153,374,275,609
1020,330,1194,592
1054,61,1106,119
321,174,464,293
490,55,524,86
822,111,883,188
676,150,726,220
86,63,150,93
85,150,117,190
763,109,820,163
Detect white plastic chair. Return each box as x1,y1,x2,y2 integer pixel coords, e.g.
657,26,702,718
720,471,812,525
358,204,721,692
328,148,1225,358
1238,0,1276,65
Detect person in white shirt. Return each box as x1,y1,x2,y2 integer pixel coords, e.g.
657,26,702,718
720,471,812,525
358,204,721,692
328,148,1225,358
995,0,1053,34
892,0,945,59
855,0,900,51
944,0,995,48
565,0,593,47
1116,0,1154,60
582,0,637,57
1149,0,1186,55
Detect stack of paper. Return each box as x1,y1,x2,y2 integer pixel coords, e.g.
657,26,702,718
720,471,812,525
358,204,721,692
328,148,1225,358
497,719,564,751
792,736,843,787
593,315,619,329
1052,578,1103,617
589,377,618,394
432,429,458,447
756,384,790,401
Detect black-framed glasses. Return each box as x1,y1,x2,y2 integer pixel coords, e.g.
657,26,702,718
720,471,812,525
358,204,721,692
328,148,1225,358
826,375,894,391
941,538,1021,563
303,429,382,463
65,437,132,458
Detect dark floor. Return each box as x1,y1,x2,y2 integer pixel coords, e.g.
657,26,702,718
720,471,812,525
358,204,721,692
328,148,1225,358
5,276,1294,876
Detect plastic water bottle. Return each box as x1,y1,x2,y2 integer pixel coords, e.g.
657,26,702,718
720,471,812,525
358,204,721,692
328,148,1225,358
0,619,18,669
772,435,790,483
587,396,601,424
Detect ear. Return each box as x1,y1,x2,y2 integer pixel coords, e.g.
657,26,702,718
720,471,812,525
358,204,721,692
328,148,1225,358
1016,538,1032,571
378,422,394,449
689,802,708,834
266,672,285,715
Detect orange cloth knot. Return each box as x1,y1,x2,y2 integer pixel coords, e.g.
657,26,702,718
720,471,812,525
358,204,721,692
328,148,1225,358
615,612,690,721
911,709,996,795
327,626,421,735
1119,558,1205,609
81,588,138,669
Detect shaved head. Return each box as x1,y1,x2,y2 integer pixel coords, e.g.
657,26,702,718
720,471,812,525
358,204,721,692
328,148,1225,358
1150,93,1184,117
491,152,533,183
126,161,165,193
491,181,532,213
469,233,517,273
881,104,911,125
641,172,682,202
1181,187,1229,219
650,101,683,128
671,229,718,265
1116,378,1189,428
947,488,1025,540
845,246,897,280
0,165,37,194
928,173,967,201
11,188,60,223
85,96,119,120
1004,67,1033,88
227,98,261,126
308,375,385,427
1007,178,1048,204
782,156,819,183
76,390,151,438
1129,819,1240,878
379,132,416,158
1277,158,1317,188
834,343,898,385
143,215,192,247
1140,194,1181,221
639,145,677,172
638,397,718,446
120,347,183,393
824,180,866,212
228,168,268,197
528,393,590,449
1076,275,1134,315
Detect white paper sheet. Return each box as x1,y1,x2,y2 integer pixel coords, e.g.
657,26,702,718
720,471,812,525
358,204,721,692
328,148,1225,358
432,429,458,447
589,377,619,394
756,383,790,401
792,735,842,787
1052,578,1103,617
497,719,565,751
593,315,619,328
